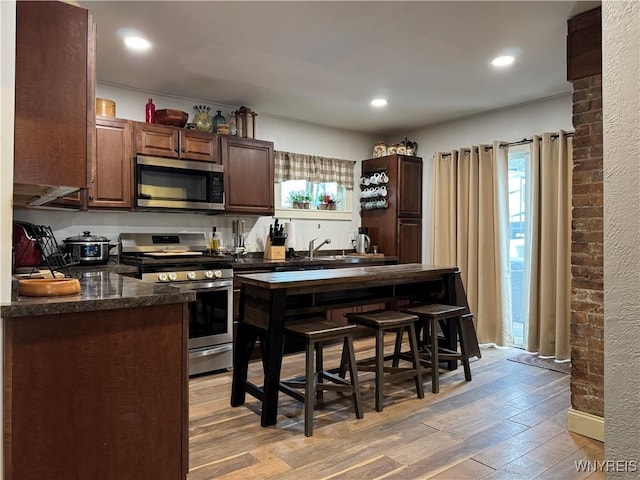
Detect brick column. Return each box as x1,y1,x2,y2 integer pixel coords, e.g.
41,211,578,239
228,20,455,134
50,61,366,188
570,73,604,417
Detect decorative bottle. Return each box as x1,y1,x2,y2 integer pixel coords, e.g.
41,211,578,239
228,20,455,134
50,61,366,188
145,98,156,123
211,110,226,133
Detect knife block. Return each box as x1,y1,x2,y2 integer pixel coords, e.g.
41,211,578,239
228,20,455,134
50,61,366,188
263,238,286,260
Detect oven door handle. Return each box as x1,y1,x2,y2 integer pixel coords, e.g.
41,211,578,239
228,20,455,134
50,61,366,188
189,343,233,359
173,279,233,291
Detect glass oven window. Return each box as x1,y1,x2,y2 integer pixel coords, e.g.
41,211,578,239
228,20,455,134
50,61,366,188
189,290,229,339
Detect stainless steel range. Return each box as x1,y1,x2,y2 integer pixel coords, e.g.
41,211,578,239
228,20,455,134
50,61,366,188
119,232,233,376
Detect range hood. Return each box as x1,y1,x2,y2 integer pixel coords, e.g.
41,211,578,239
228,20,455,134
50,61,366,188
13,183,81,207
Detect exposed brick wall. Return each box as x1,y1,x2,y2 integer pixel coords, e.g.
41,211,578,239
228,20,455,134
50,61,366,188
570,73,604,417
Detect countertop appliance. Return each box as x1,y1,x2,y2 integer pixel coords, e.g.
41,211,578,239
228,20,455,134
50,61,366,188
134,155,224,212
353,227,371,254
13,221,42,269
120,232,233,375
63,231,117,265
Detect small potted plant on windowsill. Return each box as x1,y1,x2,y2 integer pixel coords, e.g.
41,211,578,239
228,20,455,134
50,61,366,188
318,194,338,210
289,191,311,209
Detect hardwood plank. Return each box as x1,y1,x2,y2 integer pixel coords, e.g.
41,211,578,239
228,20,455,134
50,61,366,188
425,458,496,479
187,343,604,480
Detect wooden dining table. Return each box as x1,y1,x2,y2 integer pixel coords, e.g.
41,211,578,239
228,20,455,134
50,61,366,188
231,263,470,427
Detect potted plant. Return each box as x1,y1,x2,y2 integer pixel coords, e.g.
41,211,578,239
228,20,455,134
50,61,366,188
318,194,338,210
289,191,311,209
299,192,311,209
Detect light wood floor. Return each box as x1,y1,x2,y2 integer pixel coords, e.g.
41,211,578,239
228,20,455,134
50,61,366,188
188,339,604,480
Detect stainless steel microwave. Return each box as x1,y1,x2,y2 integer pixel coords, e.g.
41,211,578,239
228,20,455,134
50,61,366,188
135,155,224,212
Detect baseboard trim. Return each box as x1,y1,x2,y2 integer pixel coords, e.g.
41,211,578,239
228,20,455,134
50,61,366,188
567,408,604,442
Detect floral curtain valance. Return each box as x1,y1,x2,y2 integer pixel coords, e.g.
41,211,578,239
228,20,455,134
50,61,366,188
274,151,356,190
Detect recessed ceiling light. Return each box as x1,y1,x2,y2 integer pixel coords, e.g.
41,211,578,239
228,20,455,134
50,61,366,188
124,36,151,52
370,98,388,107
491,55,515,67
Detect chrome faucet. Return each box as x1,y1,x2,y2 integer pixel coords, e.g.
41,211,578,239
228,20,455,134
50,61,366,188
308,238,331,259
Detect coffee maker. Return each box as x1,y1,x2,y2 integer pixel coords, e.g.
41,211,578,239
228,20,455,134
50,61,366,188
353,227,371,254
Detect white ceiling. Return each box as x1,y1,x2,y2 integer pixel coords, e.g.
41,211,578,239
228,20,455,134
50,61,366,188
79,1,600,135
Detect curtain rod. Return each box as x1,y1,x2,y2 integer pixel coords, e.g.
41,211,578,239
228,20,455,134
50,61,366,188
499,131,575,148
438,132,575,156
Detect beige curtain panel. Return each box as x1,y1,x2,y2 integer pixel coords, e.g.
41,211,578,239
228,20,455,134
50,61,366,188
431,142,512,346
274,151,355,189
525,132,573,360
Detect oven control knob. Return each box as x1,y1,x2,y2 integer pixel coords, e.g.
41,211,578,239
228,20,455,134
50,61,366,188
158,273,168,282
168,272,178,281
204,270,214,279
187,271,197,280
213,270,223,279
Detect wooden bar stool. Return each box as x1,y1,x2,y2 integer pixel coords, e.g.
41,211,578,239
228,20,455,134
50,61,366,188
345,310,424,412
279,318,363,437
399,304,479,393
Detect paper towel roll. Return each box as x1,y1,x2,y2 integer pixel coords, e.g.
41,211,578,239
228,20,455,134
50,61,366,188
284,221,296,250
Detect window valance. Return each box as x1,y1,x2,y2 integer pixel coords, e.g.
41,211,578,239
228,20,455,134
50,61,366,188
274,151,356,190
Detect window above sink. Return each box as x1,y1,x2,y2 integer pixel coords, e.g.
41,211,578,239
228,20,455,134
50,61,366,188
275,180,353,220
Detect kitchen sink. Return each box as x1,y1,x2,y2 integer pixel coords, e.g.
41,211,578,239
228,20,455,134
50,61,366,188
305,255,362,263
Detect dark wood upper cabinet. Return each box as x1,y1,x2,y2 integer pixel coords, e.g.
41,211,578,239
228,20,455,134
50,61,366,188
397,157,422,218
220,136,274,215
89,117,134,209
133,122,217,162
14,1,95,191
361,154,423,263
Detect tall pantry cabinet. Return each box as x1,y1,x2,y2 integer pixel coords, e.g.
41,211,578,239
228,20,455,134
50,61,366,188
361,154,423,263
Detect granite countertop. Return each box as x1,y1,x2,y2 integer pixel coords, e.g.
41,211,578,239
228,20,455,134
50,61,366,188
220,253,398,269
2,253,396,318
3,271,195,318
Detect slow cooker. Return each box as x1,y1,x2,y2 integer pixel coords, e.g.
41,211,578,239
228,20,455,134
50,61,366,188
63,231,116,265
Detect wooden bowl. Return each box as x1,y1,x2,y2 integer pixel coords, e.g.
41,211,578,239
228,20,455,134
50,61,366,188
19,278,81,297
155,109,189,127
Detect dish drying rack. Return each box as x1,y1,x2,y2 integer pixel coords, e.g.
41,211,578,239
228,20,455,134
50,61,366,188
28,225,80,278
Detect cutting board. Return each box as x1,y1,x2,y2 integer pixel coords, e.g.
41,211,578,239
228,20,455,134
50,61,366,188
346,253,385,258
145,251,203,257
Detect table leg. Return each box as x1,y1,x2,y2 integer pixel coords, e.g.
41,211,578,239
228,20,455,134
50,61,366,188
260,289,287,427
231,322,258,406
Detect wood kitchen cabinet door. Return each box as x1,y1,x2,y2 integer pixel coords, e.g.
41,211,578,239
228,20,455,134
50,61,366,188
90,117,134,209
14,1,95,189
181,129,218,162
397,218,422,264
221,136,274,215
134,122,180,158
397,157,422,218
134,123,217,162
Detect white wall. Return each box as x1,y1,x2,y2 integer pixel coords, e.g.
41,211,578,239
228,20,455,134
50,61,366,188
390,94,573,261
603,1,640,474
14,84,377,251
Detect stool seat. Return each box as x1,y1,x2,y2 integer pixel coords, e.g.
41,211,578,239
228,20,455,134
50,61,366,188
346,310,424,412
347,310,420,329
402,303,466,319
280,318,363,436
285,318,358,340
399,304,479,394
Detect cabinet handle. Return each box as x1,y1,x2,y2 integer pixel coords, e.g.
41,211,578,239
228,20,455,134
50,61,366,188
181,147,186,153
174,147,179,152
89,195,94,200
